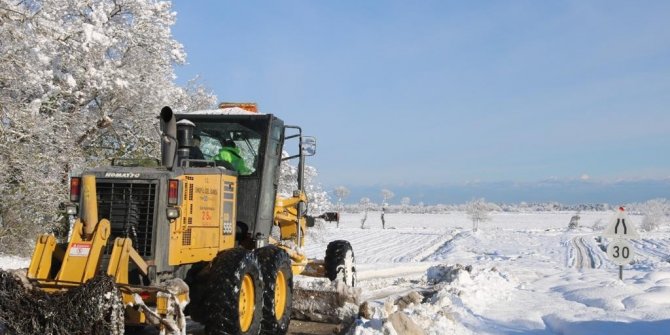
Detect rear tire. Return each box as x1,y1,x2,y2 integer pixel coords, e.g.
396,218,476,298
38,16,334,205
255,246,293,335
324,240,356,287
202,248,264,335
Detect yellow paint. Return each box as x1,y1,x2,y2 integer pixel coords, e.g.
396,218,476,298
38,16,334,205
107,238,149,283
168,173,237,266
81,175,99,238
156,295,168,315
55,219,110,283
274,191,309,248
274,270,287,320
239,274,255,332
27,234,56,280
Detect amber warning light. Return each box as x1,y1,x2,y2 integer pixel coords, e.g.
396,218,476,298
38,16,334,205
218,102,258,113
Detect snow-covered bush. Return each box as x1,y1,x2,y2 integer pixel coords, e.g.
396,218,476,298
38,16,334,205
568,214,581,230
639,198,670,232
465,198,494,232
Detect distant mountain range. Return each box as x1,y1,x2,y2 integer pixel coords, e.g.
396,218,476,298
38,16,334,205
332,178,670,205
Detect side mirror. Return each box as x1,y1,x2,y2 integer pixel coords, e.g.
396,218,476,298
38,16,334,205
301,136,316,156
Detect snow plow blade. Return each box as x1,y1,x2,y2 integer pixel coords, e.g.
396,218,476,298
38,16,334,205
291,281,361,324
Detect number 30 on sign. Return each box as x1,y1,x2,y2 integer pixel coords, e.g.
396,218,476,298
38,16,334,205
607,239,633,266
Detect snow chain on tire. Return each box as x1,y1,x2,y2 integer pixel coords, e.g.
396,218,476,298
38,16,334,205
254,245,293,335
201,248,264,335
0,271,124,335
324,240,356,287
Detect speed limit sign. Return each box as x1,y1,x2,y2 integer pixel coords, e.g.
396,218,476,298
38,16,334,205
607,239,633,266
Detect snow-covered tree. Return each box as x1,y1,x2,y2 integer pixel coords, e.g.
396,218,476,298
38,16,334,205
331,186,349,227
359,197,371,228
568,213,581,230
381,189,394,206
401,197,411,212
277,153,331,215
303,166,331,215
335,186,350,202
0,0,215,254
639,198,669,232
334,186,350,208
465,198,493,232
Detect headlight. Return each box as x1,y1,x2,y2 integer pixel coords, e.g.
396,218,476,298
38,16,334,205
166,207,180,219
65,205,78,215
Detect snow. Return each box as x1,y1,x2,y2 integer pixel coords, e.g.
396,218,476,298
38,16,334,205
3,211,669,334
181,107,264,115
300,211,670,334
0,255,29,270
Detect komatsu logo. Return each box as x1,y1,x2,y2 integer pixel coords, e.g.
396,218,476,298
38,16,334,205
104,172,141,178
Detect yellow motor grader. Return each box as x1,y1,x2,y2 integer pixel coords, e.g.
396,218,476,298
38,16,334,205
9,104,356,335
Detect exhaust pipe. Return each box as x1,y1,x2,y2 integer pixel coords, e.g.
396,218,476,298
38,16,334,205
160,106,177,169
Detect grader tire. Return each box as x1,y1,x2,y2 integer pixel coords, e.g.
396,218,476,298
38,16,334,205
255,246,293,335
202,248,263,335
324,240,356,287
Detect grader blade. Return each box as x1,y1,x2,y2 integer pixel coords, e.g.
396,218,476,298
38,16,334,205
292,281,361,324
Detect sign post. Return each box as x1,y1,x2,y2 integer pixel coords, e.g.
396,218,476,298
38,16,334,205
606,238,633,279
602,207,638,280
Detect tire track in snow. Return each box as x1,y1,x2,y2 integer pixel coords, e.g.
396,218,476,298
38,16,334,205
568,236,598,269
584,236,606,268
306,228,448,264
421,231,472,262
408,230,460,262
630,238,670,262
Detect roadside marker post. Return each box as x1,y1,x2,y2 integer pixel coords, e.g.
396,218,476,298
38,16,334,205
602,207,638,280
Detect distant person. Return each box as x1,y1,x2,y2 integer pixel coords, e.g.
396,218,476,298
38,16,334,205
215,139,250,174
189,134,205,160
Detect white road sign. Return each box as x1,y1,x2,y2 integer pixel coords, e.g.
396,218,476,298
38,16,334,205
607,239,634,266
602,207,639,238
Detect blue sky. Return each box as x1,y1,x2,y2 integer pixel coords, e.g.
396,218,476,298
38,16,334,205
171,1,670,203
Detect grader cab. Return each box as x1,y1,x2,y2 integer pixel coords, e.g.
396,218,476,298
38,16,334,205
1,104,356,335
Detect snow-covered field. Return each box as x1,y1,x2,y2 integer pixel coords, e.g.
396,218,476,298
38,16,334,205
302,211,670,335
3,211,670,335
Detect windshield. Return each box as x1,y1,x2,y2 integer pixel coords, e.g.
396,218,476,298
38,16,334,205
190,121,261,175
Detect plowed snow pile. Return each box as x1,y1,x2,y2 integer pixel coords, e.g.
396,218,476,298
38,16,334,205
351,264,516,334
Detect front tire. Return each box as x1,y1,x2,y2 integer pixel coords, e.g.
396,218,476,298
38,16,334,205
324,240,356,287
255,246,293,335
202,248,264,335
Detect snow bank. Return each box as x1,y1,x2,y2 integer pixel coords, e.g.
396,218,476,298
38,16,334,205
351,264,515,335
0,256,29,270
181,107,262,115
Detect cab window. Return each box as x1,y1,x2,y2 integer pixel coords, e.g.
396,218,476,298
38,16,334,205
192,122,261,176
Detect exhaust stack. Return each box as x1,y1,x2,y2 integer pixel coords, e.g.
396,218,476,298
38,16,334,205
160,106,177,169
